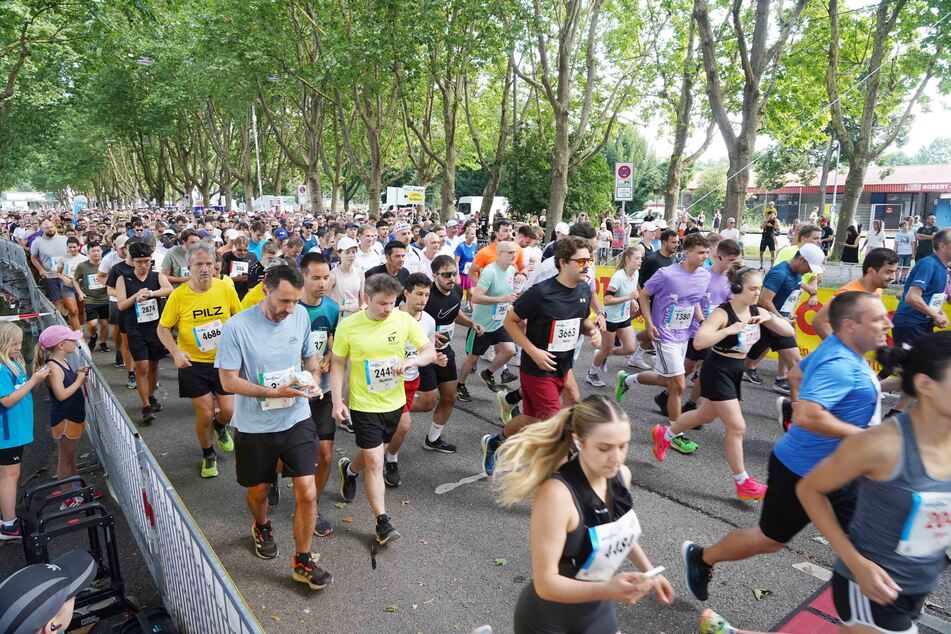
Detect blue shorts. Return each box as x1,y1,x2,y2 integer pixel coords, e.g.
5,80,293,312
897,253,912,268
892,322,933,347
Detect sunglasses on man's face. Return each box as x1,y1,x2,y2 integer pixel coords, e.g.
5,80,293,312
437,271,456,279
570,257,592,267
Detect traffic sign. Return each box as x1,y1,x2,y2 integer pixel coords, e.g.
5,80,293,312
615,162,634,201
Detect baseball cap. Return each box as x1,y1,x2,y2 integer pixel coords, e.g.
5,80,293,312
224,228,240,241
0,550,98,634
640,221,657,232
161,229,176,237
345,221,359,229
393,222,411,234
337,236,358,251
798,243,826,274
446,219,458,228
654,219,669,229
38,325,83,349
274,228,289,241
113,235,129,248
554,222,570,236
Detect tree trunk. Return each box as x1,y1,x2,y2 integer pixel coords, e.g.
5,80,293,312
479,165,502,218
832,156,868,259
307,172,321,214
367,170,381,216
725,141,753,223
440,148,456,222
664,156,685,222
547,112,571,227
816,136,835,215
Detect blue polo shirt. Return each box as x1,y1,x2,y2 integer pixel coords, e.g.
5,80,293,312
893,255,948,327
773,334,879,476
0,362,33,450
763,261,802,316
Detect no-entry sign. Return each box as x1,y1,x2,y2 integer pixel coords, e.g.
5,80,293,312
615,162,634,201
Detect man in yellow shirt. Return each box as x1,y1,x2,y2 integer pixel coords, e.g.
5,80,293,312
330,273,435,545
158,241,242,479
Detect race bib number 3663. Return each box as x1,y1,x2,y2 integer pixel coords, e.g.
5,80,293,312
548,318,581,352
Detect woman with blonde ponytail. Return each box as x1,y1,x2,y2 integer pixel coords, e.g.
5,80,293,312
494,394,674,633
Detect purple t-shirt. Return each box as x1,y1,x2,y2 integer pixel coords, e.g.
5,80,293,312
645,263,711,343
691,266,732,336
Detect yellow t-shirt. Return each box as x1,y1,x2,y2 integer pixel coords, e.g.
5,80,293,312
332,309,429,413
159,278,241,364
220,275,236,291
240,282,265,311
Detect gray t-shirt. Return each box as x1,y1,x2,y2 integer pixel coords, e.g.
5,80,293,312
215,304,316,433
161,246,190,281
30,235,68,274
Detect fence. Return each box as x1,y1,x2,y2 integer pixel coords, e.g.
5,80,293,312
0,239,263,634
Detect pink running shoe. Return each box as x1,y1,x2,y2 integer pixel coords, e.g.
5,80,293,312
651,424,671,462
735,477,767,501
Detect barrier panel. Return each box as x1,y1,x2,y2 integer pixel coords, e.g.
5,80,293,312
0,239,262,634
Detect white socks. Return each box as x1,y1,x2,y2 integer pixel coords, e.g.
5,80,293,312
625,373,642,388
664,427,677,442
385,451,398,463
427,423,445,442
733,471,749,484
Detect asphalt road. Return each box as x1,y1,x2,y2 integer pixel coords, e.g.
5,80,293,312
91,330,951,634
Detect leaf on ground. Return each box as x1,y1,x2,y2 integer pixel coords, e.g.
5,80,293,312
401,499,411,505
811,535,830,545
411,604,418,610
752,588,773,601
383,605,398,612
333,502,347,509
335,448,344,454
341,515,354,523
494,558,507,566
419,539,428,544
271,615,281,622
424,598,435,604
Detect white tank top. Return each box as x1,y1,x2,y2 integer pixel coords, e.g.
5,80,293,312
331,266,362,314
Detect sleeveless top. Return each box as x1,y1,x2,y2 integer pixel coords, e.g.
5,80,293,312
330,266,362,314
834,412,951,594
552,458,639,581
122,270,163,329
712,302,761,355
47,359,85,424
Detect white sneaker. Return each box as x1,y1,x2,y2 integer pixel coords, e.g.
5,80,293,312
627,348,651,370
585,371,606,388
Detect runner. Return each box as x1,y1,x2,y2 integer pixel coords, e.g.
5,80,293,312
493,395,674,633
681,291,889,601
297,253,339,537
221,235,257,300
649,267,795,501
157,241,242,478
627,229,680,369
115,241,173,424
586,247,642,387
55,237,87,330
355,224,384,274
614,232,711,447
456,241,519,401
331,274,435,544
454,221,478,310
327,236,363,318
29,219,68,313
74,242,109,351
413,255,481,452
481,237,601,475
381,273,439,487
797,331,951,634
364,240,410,290
161,229,201,286
214,264,330,589
813,248,899,339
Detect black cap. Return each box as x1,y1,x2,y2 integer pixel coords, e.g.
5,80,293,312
0,550,98,634
128,242,153,259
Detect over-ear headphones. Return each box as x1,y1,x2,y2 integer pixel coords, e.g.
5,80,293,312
730,266,757,295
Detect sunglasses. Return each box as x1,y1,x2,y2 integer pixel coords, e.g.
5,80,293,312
570,258,592,267
437,271,456,278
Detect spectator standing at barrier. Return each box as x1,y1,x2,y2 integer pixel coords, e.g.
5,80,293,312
915,214,939,262
0,550,98,634
215,265,331,589
894,220,915,283
0,322,48,540
30,219,68,313
862,219,886,254
841,224,861,264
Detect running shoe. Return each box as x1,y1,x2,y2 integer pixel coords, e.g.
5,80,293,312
293,553,332,590
384,461,401,487
500,368,519,384
148,395,162,412
338,457,357,503
89,334,98,350
626,349,651,370
496,389,514,424
216,427,234,453
699,609,735,634
614,371,630,402
735,477,767,501
424,436,457,453
98,343,109,353
0,518,22,541
772,377,791,395
480,369,502,392
651,424,671,461
585,370,606,388
59,496,84,511
682,401,697,413
481,434,498,476
654,390,669,418
776,396,793,433
375,514,401,545
742,369,763,385
682,541,712,601
141,406,155,425
670,433,698,454
268,479,280,507
252,521,278,559
114,352,123,368
314,514,333,537
127,372,137,390
457,383,472,402
201,454,218,478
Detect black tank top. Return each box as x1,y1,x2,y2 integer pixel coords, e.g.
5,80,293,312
122,270,163,329
552,458,633,578
712,302,759,353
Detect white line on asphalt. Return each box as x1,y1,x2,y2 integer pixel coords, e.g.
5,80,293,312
792,561,832,581
435,473,487,495
917,612,951,634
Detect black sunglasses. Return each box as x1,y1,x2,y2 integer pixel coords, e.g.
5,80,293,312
437,271,456,278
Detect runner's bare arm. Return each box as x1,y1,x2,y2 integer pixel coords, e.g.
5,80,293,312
756,288,783,319
793,400,867,439
812,303,833,340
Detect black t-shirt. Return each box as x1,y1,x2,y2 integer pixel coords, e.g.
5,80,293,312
424,282,463,350
121,270,163,330
365,264,410,304
820,226,835,254
106,261,133,290
762,218,779,239
916,225,938,260
639,251,673,288
542,240,557,261
513,276,590,378
221,251,258,298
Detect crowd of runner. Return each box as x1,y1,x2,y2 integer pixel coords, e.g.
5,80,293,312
0,204,949,633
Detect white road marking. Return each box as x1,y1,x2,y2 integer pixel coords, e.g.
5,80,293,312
792,561,832,581
435,473,487,495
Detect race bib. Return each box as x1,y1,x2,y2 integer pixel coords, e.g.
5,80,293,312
364,357,399,393
193,319,223,353
62,262,75,278
620,301,631,321
343,297,358,311
435,323,454,348
780,289,803,315
230,261,248,277
896,492,951,558
135,298,159,323
310,330,328,356
86,274,104,290
258,367,296,411
548,318,581,352
49,256,61,272
665,305,693,331
928,293,947,312
493,302,511,320
463,261,472,275
575,509,642,582
179,265,191,278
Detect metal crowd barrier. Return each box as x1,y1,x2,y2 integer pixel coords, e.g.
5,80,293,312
0,239,262,634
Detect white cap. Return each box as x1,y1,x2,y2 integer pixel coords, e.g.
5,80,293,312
640,222,657,232
654,219,668,229
224,228,241,241
554,222,570,235
337,236,358,251
798,243,826,274
446,219,458,228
